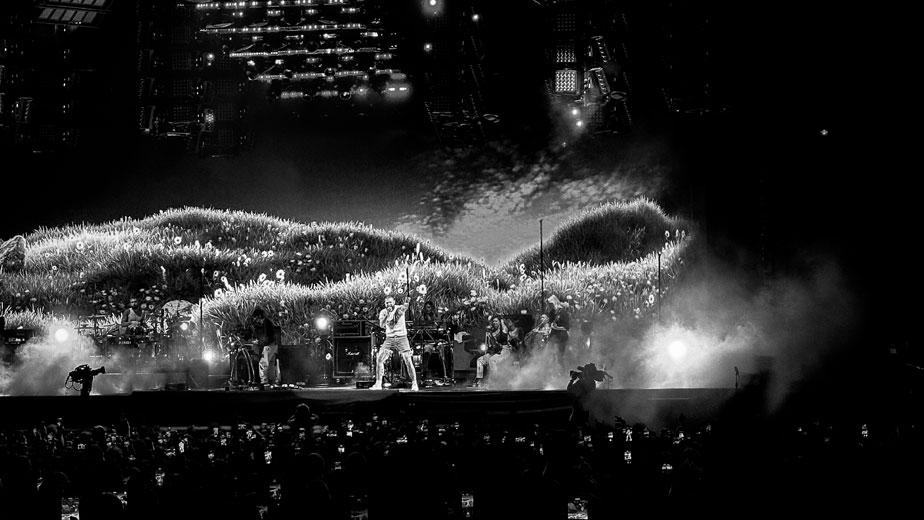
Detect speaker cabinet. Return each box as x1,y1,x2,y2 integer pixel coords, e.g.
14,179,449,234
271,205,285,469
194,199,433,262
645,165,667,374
333,336,373,378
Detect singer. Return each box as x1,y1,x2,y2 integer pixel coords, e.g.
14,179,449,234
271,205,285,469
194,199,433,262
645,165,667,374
371,296,419,391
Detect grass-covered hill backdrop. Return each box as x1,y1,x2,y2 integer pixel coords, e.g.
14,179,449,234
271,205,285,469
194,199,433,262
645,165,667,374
0,199,695,345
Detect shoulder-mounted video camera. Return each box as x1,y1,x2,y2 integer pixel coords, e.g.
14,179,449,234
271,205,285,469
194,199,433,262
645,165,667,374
69,364,105,381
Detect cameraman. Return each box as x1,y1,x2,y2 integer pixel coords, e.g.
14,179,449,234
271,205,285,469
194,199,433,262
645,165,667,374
567,363,606,428
69,364,105,396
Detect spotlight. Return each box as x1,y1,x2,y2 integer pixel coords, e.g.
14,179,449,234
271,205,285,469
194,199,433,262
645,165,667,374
479,343,487,352
315,316,330,331
429,0,437,6
203,350,216,363
54,328,69,342
424,43,433,52
575,120,584,127
668,340,687,361
472,13,480,21
571,108,580,116
180,322,189,331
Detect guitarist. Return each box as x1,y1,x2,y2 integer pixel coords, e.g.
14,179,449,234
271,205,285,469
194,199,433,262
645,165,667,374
472,316,508,387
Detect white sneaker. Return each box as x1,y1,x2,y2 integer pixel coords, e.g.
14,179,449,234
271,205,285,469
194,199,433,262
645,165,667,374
370,383,383,390
410,382,419,392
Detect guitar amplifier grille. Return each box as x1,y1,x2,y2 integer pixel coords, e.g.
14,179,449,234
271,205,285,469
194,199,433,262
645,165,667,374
333,336,373,378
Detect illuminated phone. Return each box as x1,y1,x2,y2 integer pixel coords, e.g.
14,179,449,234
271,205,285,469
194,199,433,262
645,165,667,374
567,497,588,519
338,444,345,454
461,492,474,518
349,494,369,520
265,450,272,464
61,496,79,520
623,450,632,463
155,471,165,487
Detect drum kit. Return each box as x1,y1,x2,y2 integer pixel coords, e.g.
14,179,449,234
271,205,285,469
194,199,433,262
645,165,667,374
76,299,201,364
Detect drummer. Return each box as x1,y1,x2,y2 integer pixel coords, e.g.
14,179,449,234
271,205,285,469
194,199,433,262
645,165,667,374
119,299,148,335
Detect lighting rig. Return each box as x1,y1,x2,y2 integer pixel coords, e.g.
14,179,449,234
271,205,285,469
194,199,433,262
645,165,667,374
419,1,496,145
137,0,252,156
542,0,633,139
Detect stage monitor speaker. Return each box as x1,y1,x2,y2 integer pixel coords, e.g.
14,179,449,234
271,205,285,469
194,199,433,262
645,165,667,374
333,336,373,378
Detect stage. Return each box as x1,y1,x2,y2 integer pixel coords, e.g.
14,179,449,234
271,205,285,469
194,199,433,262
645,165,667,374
0,385,739,431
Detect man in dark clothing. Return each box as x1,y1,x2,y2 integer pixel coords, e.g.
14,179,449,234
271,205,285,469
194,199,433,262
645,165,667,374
249,308,279,387
567,363,610,428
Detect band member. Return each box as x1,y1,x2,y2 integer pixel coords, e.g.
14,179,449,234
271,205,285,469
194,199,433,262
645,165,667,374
119,299,147,335
418,301,450,381
473,316,508,387
521,312,551,362
371,296,418,391
250,307,280,387
418,301,438,325
547,295,571,372
504,317,523,355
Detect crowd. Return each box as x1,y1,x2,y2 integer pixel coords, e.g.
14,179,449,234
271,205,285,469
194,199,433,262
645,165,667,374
0,400,919,519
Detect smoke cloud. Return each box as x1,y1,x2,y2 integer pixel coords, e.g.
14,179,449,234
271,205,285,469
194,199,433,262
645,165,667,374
479,254,860,417
0,328,198,396
0,327,98,396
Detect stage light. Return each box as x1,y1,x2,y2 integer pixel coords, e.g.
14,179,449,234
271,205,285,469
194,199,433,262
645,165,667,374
820,128,829,136
203,350,216,363
472,13,480,21
424,43,433,52
180,322,189,331
554,69,579,94
571,108,580,116
668,340,687,361
479,343,487,352
55,328,69,342
575,120,584,127
429,0,437,5
316,316,330,331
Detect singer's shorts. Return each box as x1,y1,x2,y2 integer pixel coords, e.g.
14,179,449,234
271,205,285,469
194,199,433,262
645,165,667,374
381,335,412,353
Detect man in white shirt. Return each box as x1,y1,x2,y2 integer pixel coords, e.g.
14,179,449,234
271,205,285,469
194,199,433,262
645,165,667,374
371,296,419,391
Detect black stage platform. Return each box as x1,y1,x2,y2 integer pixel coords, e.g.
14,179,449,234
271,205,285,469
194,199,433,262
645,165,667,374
0,386,738,431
